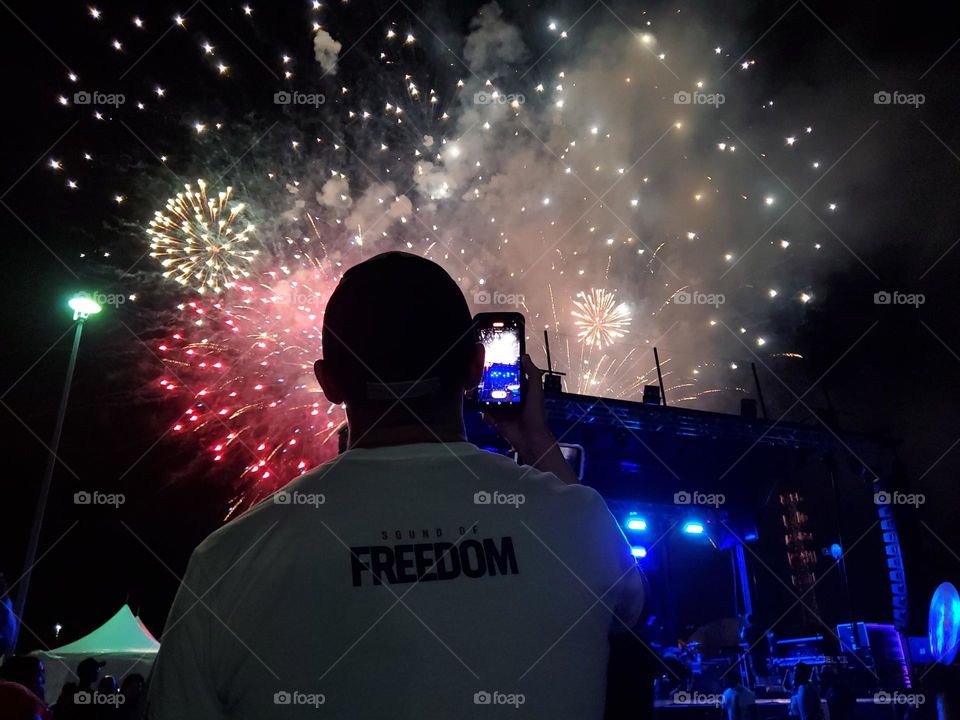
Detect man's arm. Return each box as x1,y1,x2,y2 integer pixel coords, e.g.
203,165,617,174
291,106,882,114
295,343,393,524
485,355,580,484
145,551,224,720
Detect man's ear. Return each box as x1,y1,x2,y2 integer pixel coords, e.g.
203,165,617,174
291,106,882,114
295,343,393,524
463,342,485,390
314,359,345,404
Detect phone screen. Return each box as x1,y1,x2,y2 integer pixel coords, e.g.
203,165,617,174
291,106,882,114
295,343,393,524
477,317,523,407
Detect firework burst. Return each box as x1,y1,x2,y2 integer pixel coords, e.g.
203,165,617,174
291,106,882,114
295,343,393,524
148,179,259,294
571,289,632,349
157,260,344,514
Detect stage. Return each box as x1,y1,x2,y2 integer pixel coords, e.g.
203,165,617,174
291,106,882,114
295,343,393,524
655,697,920,719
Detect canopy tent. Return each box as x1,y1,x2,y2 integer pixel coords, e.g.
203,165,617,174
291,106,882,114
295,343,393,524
32,604,160,704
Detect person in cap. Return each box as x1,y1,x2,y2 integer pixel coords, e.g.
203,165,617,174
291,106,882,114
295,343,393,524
53,657,104,720
146,252,644,719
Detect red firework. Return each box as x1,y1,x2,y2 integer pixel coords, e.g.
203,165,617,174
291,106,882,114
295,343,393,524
156,265,345,513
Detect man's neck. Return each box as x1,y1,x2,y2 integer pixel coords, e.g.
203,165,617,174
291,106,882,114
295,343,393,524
347,418,467,449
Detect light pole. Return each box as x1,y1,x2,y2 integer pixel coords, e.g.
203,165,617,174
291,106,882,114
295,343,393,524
11,293,102,652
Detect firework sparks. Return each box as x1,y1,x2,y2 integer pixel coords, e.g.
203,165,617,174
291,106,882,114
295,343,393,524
571,289,632,349
158,262,344,513
148,179,259,294
34,1,837,507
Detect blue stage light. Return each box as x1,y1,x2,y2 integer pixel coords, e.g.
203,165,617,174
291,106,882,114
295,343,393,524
625,517,647,531
631,546,647,558
682,522,705,535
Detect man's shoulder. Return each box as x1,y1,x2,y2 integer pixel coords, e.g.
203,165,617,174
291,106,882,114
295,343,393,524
191,463,332,565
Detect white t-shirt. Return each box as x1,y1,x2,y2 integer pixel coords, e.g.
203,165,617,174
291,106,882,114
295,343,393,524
146,442,644,719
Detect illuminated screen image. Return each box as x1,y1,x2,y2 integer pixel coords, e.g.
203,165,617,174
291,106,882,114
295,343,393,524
478,325,521,405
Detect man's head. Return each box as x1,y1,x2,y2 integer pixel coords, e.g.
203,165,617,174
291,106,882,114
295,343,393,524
0,656,45,699
76,657,104,687
315,252,482,434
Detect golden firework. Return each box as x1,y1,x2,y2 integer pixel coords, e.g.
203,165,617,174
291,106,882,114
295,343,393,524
148,179,258,294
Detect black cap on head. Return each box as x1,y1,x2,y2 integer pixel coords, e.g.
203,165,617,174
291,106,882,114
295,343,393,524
322,252,474,402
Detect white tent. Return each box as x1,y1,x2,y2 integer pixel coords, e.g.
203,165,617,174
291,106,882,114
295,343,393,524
32,604,160,703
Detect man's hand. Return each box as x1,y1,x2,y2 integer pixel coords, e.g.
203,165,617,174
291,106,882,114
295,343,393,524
484,355,579,484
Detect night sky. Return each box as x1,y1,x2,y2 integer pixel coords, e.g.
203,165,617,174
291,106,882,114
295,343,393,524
1,0,959,653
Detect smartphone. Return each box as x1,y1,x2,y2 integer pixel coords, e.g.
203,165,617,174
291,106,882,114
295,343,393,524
474,312,525,411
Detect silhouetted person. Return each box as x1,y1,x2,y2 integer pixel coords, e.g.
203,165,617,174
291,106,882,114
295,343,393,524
146,252,644,719
722,679,758,720
820,664,856,720
788,662,823,720
54,657,103,720
119,674,146,720
93,676,119,719
0,654,50,718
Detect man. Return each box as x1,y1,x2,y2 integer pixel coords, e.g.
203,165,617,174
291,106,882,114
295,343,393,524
53,657,103,720
0,655,50,719
722,680,757,720
146,252,644,718
788,663,823,720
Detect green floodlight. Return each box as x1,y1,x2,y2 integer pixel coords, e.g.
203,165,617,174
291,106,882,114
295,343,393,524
14,289,103,652
68,293,102,319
